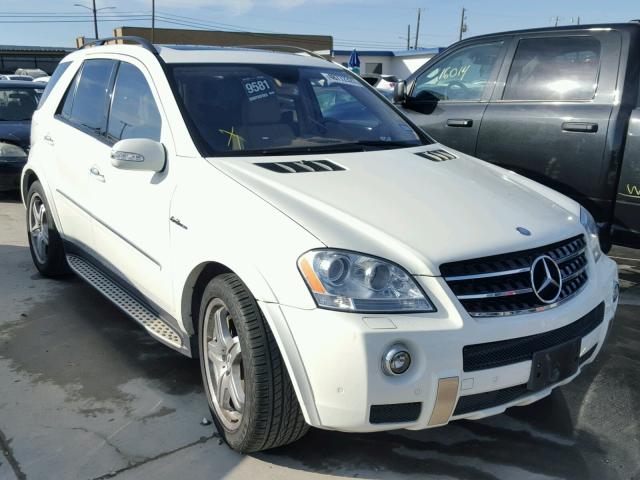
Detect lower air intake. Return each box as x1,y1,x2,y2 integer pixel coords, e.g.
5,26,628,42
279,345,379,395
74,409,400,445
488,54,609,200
369,402,421,424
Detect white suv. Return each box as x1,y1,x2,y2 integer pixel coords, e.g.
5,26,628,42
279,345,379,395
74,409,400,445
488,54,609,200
22,38,619,453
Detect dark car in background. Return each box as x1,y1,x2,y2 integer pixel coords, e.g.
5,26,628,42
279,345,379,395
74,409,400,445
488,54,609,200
394,22,640,249
0,81,43,191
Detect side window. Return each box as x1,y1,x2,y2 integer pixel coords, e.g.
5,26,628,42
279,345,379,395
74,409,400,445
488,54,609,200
60,59,116,133
37,61,71,109
503,36,601,101
411,42,503,102
107,62,162,142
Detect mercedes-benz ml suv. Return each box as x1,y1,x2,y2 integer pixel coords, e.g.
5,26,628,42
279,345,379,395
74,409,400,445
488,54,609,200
22,37,619,453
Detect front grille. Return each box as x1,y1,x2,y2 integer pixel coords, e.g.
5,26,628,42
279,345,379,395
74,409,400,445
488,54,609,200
441,235,588,317
369,402,422,424
454,341,599,416
463,302,604,372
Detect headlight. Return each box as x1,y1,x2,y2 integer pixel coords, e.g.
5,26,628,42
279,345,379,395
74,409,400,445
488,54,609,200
580,206,601,262
0,142,27,160
298,249,435,313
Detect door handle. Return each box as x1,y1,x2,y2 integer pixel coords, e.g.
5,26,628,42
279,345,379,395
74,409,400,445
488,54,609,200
89,166,105,182
561,122,598,133
446,119,473,127
43,134,54,145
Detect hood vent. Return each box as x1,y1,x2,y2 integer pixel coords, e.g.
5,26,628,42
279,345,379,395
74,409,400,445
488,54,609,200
416,149,457,162
256,160,345,173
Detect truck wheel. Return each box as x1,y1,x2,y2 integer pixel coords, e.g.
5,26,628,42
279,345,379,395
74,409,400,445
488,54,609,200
198,273,309,453
26,181,69,276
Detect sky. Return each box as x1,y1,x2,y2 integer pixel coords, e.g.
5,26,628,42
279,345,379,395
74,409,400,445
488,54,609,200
0,0,638,50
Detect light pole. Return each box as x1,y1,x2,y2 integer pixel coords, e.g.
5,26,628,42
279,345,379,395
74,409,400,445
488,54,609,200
151,0,155,44
74,1,115,40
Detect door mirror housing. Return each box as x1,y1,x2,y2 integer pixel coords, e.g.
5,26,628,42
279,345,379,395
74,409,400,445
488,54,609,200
110,138,165,172
393,80,407,104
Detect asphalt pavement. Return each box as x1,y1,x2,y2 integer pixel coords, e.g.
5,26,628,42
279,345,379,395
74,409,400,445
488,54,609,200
1,191,639,480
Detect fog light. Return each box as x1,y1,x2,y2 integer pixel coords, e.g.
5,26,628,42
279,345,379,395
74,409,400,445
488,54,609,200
613,281,619,303
383,344,411,375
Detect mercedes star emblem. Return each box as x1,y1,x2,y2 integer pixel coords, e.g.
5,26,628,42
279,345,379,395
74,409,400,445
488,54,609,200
530,255,563,304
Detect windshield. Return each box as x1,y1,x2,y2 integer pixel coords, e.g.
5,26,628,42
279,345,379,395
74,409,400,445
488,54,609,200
170,64,428,156
0,88,42,121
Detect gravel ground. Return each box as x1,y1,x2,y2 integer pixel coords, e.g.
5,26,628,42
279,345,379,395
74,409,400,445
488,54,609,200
1,192,639,480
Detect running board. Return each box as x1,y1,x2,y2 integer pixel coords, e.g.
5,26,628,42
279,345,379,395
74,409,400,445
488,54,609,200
66,254,184,351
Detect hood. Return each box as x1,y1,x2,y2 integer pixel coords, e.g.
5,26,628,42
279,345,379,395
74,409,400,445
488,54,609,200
0,121,30,149
210,146,583,276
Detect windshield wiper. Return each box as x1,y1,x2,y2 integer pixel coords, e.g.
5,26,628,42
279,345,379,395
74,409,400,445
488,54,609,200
352,140,420,150
224,142,368,157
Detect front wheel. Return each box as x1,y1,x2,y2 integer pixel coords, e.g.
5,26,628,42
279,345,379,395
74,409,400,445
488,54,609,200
198,273,309,453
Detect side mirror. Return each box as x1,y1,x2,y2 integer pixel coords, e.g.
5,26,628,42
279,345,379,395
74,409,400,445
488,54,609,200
110,138,165,172
393,80,407,104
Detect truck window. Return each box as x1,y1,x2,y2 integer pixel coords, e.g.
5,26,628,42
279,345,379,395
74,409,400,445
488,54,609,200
411,42,503,102
503,36,601,101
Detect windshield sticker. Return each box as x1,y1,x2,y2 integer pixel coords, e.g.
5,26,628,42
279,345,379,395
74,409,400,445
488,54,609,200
242,76,276,102
321,72,363,87
219,127,246,150
436,64,472,83
624,183,640,198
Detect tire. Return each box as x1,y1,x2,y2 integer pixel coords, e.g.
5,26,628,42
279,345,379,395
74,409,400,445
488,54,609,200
26,180,69,276
198,273,309,453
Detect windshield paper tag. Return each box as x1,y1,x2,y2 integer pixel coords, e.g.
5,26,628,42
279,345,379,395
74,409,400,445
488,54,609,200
321,72,362,87
242,76,276,102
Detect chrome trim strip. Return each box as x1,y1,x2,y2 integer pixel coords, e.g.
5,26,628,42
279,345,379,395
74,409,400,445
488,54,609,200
444,247,585,282
562,265,588,283
556,247,586,264
445,267,530,281
468,281,588,317
457,287,533,300
56,189,161,268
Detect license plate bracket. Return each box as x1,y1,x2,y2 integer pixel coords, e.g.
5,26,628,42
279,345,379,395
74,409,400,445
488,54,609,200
527,338,581,392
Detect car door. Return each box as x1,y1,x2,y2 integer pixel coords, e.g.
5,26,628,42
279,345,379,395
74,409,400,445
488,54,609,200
89,59,174,311
49,58,117,250
399,39,509,154
476,31,621,222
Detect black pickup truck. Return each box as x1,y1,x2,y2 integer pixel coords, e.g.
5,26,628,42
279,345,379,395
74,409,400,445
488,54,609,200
395,22,640,249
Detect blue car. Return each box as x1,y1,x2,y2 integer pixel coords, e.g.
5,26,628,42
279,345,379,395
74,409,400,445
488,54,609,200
0,81,43,192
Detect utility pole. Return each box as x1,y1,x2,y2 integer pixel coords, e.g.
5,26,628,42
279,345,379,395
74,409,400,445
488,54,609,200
458,7,467,41
407,24,411,50
151,0,155,43
91,0,98,39
74,1,115,40
414,8,422,50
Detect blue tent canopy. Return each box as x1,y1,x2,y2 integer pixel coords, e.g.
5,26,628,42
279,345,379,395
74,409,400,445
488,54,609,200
348,49,360,69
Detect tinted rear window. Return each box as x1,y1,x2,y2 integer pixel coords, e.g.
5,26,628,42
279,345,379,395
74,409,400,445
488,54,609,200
503,36,601,101
60,59,116,133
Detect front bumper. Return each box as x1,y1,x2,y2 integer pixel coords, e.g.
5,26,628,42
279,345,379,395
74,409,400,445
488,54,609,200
0,159,25,191
265,255,618,432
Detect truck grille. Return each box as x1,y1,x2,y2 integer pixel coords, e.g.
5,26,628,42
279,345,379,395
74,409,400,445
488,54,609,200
440,235,588,317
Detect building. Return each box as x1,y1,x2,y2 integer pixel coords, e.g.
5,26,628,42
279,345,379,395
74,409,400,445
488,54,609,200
0,45,74,75
332,48,445,79
77,26,333,53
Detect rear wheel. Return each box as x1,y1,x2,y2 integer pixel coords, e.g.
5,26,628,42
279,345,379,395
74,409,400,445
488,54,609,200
26,181,68,276
198,273,308,452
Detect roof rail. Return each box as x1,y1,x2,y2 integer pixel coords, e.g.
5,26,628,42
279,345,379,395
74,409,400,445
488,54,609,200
79,36,158,55
240,44,329,62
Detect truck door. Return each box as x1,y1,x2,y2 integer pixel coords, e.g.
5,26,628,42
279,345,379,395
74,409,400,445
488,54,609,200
400,39,509,154
475,30,621,223
613,108,640,247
